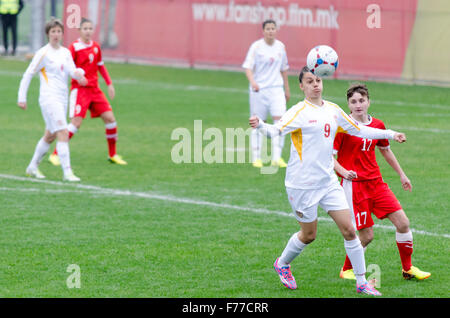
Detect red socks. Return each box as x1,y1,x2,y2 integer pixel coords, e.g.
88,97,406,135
105,122,117,158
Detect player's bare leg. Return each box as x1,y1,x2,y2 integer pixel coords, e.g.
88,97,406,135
101,111,127,165
387,210,430,280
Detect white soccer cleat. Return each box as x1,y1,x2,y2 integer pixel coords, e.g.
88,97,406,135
26,167,46,179
63,172,81,182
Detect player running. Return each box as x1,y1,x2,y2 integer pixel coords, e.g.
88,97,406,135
334,83,431,281
48,17,127,166
18,18,87,182
249,67,408,296
243,19,290,169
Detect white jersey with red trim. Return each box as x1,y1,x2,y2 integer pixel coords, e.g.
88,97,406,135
257,99,396,189
18,43,83,105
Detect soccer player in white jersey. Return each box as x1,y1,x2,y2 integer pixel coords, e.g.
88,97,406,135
249,66,407,296
243,19,290,169
17,18,87,182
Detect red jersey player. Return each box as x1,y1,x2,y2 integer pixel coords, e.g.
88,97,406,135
334,83,430,281
49,17,127,166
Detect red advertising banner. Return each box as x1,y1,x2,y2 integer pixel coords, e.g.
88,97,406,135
63,0,420,80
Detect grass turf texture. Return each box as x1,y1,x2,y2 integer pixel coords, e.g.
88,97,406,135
0,58,448,297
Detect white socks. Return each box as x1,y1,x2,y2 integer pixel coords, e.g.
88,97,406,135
251,128,262,162
344,237,367,285
68,123,78,135
28,138,50,170
278,232,308,267
56,141,72,175
396,230,413,243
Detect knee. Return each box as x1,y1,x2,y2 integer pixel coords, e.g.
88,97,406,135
102,112,116,124
394,214,410,233
342,226,357,241
396,218,410,233
71,117,83,129
359,230,374,247
299,230,316,244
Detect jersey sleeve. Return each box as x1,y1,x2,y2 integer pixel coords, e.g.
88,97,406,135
64,48,84,80
376,120,390,148
242,42,256,70
335,106,395,140
17,48,46,103
257,104,304,138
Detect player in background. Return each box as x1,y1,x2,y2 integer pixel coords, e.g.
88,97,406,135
48,17,127,166
334,83,431,281
249,66,408,296
17,18,87,182
243,19,290,169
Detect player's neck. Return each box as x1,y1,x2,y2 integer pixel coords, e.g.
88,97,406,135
81,38,91,44
351,113,370,123
306,97,323,106
264,38,275,46
50,42,60,50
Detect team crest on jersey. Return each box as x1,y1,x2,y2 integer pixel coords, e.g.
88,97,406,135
60,64,64,72
94,47,98,54
89,53,94,63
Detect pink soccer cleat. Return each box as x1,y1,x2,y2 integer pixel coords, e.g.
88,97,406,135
356,281,382,296
273,258,297,290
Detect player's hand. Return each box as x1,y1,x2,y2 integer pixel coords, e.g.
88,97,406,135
74,69,85,79
400,175,412,192
249,116,260,129
344,170,358,180
17,102,27,110
78,76,88,86
251,82,260,92
394,132,406,143
107,84,115,100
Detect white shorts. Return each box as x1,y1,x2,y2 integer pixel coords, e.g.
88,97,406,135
249,86,286,121
286,181,349,223
39,100,68,134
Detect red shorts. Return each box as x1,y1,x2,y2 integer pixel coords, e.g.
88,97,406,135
342,178,402,230
69,86,112,119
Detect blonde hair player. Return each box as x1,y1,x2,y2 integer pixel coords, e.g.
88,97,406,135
18,18,87,182
249,66,407,296
243,19,290,169
334,83,430,281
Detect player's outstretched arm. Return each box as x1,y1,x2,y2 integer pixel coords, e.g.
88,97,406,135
249,116,280,138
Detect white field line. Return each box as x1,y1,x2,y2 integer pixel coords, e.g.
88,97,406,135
1,69,449,111
1,173,448,239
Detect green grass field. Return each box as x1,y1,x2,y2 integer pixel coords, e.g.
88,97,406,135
0,57,449,298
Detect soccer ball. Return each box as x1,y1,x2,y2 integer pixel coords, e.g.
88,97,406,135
306,45,339,77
